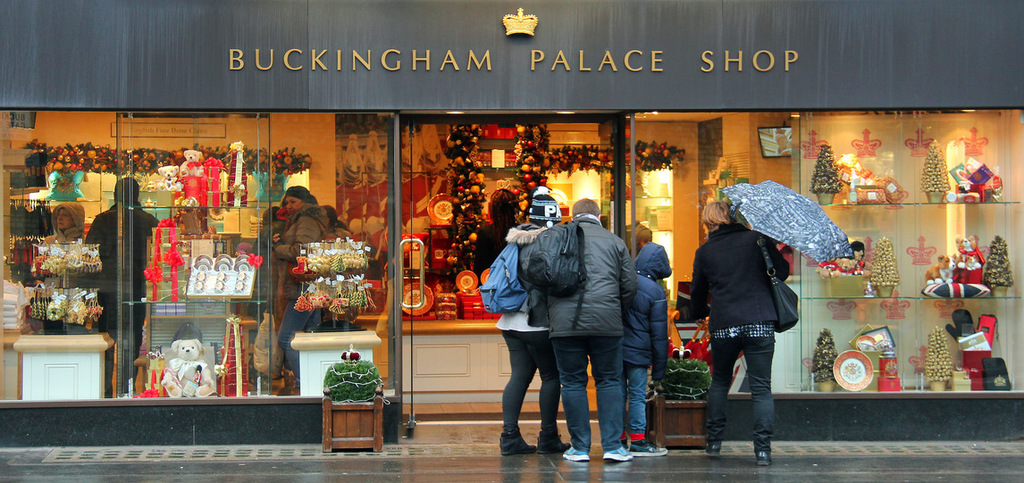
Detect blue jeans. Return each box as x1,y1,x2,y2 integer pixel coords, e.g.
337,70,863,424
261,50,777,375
551,336,624,453
622,363,649,436
707,334,775,452
278,300,322,387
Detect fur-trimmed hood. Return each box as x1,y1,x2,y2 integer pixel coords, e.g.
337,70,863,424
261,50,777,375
287,204,327,225
506,223,547,246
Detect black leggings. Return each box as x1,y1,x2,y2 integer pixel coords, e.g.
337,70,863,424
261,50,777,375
501,330,561,434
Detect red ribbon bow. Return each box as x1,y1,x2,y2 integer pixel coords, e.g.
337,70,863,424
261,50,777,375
246,253,264,269
203,158,224,169
163,250,184,268
144,266,164,284
157,219,176,228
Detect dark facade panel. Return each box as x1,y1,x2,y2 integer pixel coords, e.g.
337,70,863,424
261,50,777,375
2,0,1023,110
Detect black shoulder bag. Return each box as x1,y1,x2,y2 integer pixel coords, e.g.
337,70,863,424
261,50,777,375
757,237,799,333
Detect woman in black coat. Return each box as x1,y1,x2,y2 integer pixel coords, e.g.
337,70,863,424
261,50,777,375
689,200,788,467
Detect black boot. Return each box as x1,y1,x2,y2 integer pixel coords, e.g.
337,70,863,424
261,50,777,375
500,429,537,455
536,429,571,454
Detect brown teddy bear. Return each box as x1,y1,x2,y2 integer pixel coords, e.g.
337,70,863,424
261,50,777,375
162,338,217,397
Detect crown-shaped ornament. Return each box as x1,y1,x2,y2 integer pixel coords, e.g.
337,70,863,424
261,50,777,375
503,8,538,36
904,128,935,157
850,129,883,158
961,127,989,157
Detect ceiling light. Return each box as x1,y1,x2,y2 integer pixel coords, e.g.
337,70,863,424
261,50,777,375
446,111,464,115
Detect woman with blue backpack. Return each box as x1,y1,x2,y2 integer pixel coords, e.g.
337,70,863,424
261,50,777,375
491,187,570,456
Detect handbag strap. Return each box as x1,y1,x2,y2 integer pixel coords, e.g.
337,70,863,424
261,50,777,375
757,236,781,281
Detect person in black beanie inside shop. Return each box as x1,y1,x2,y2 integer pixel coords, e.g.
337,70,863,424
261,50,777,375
496,187,570,455
85,177,159,397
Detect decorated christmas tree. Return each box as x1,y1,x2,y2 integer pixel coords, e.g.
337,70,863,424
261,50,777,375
982,235,1014,288
323,345,382,402
921,144,950,194
925,326,953,383
811,328,838,383
870,237,900,288
445,125,487,273
513,124,551,219
810,143,842,195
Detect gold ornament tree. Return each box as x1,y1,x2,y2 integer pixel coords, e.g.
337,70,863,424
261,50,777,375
810,143,842,203
869,237,900,296
925,326,953,390
921,144,950,202
513,124,551,219
811,328,838,388
983,235,1014,296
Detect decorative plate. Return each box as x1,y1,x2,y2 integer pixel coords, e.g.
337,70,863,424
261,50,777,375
548,188,569,206
402,283,434,316
834,350,874,392
456,270,479,293
428,194,455,225
480,268,490,286
855,335,878,351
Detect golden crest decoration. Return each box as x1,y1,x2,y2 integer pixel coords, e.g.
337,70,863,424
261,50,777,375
503,8,538,36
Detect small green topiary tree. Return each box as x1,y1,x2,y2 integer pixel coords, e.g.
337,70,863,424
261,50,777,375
812,328,838,383
323,347,382,403
661,357,712,400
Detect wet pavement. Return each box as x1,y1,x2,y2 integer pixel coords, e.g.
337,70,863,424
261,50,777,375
1,441,1022,481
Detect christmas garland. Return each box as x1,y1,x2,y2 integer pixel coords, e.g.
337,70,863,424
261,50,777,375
444,125,486,273
513,124,551,216
635,140,683,171
24,140,312,176
548,145,614,175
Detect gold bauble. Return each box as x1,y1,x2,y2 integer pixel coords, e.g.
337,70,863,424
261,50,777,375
521,164,532,173
519,200,530,211
470,185,481,194
517,126,526,134
468,233,478,243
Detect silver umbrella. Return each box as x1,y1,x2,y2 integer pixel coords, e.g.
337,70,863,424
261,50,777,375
721,180,853,262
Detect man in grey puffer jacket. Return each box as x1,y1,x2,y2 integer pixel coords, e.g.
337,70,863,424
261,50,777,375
548,198,638,463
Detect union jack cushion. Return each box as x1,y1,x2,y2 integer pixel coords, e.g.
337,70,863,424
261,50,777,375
921,283,990,298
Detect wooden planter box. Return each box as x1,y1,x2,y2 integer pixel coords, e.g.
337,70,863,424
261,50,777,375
646,395,707,448
322,389,384,452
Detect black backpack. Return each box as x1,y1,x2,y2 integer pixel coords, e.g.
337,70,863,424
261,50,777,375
520,219,587,297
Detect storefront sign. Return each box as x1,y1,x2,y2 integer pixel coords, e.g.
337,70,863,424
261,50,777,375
107,123,226,139
3,1,1024,110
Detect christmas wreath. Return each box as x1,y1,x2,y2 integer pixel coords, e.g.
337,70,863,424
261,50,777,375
635,140,683,171
548,145,613,175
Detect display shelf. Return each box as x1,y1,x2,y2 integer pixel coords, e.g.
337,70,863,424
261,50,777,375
124,300,269,305
820,201,1018,208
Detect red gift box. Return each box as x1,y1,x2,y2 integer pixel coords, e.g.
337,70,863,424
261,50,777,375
963,349,991,388
878,378,901,392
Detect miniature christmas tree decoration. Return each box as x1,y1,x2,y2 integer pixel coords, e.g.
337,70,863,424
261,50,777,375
810,143,842,204
812,328,838,391
983,235,1014,297
869,237,900,296
925,326,953,390
921,144,950,202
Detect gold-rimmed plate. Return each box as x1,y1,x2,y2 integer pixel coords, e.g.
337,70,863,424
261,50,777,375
428,194,455,225
402,283,434,316
456,270,479,293
834,350,873,392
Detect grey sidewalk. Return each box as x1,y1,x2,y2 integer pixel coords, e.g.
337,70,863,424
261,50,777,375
2,442,1023,481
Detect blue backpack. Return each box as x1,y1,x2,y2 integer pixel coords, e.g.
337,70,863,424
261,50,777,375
480,242,529,314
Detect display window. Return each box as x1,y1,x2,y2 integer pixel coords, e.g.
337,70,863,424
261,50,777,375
1,109,1020,404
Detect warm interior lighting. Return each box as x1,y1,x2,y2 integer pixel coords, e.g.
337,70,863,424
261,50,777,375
446,111,464,115
790,113,800,118
555,111,575,115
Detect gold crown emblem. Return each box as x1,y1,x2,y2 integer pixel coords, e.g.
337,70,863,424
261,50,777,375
503,8,538,36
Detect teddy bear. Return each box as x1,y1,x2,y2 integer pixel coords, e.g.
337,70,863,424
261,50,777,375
157,165,183,191
161,338,217,397
180,149,204,177
925,254,953,286
953,235,985,284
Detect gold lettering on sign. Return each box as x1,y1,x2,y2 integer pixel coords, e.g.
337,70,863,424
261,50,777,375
382,49,401,71
753,50,774,72
468,50,491,71
701,51,714,72
578,51,591,72
599,52,617,72
725,51,742,72
353,50,372,71
440,50,460,71
785,50,798,71
311,50,327,71
412,50,430,71
551,51,570,71
284,49,303,70
531,50,545,71
651,51,663,72
624,50,643,72
229,49,244,70
255,49,273,71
